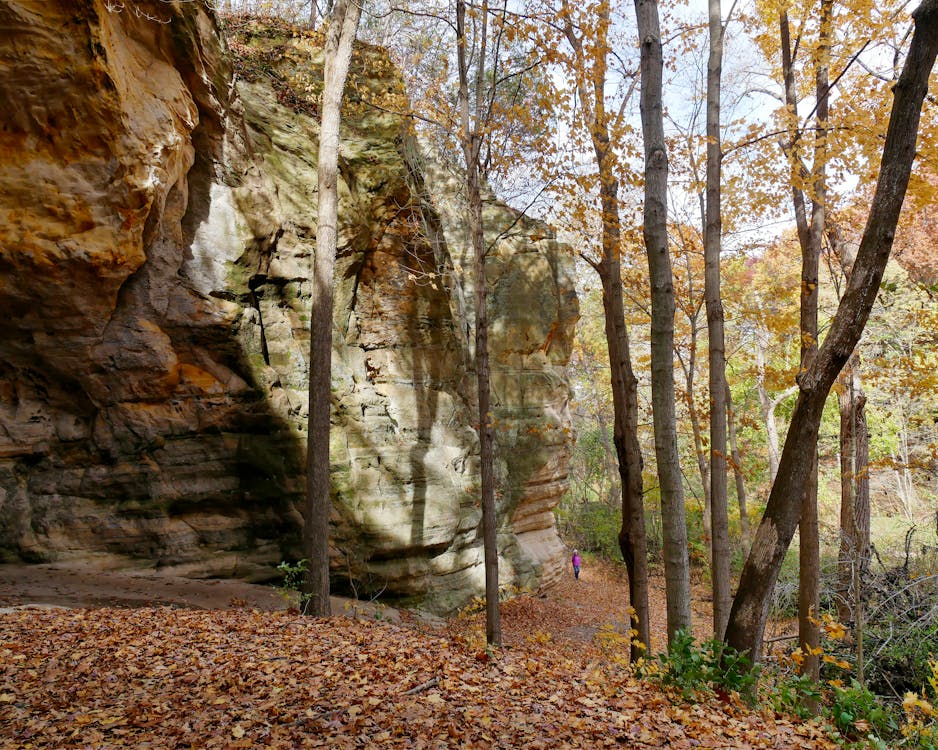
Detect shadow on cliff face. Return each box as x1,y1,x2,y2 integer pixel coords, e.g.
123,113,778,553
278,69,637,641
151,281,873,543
0,4,575,610
0,2,305,578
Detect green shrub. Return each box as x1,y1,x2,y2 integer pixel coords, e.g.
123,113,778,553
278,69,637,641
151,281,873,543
274,559,312,612
654,629,759,701
766,672,822,720
828,679,897,740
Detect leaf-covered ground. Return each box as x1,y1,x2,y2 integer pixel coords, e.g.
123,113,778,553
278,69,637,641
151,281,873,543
0,563,833,749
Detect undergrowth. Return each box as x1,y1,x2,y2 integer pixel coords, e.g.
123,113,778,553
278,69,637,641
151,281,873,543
645,620,938,749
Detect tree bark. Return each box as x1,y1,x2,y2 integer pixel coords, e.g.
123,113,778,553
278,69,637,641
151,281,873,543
725,0,938,660
308,0,318,29
634,0,692,641
754,330,791,483
601,263,652,660
726,381,751,553
705,0,730,640
677,252,711,545
778,2,826,682
837,354,870,623
796,0,832,683
304,0,363,617
456,0,501,646
562,0,651,658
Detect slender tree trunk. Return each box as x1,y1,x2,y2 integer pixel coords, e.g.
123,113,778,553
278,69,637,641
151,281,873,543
456,0,500,646
837,354,870,623
836,364,855,624
725,1,938,659
854,392,870,576
894,406,919,519
705,0,730,640
471,166,500,647
754,331,789,483
687,378,712,544
304,0,363,617
561,0,651,658
600,263,652,659
596,412,621,509
679,298,711,544
726,381,751,553
778,3,827,682
635,0,692,641
309,0,318,30
796,0,832,683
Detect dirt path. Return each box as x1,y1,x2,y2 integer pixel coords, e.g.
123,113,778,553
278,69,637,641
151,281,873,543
480,559,715,653
0,558,712,650
0,563,287,613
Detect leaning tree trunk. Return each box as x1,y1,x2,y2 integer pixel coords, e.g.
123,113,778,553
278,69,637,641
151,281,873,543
304,0,363,617
634,0,692,641
724,0,938,660
596,156,652,658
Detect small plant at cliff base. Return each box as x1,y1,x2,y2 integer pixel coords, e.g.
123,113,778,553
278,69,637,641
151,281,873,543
652,629,759,702
274,559,312,613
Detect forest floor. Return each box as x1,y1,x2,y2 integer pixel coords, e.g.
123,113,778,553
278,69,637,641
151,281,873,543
0,560,829,749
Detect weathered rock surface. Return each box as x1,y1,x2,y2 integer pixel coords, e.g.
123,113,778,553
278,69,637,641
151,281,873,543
0,2,577,612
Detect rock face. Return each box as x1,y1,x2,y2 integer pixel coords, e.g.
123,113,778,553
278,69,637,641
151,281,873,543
0,2,577,612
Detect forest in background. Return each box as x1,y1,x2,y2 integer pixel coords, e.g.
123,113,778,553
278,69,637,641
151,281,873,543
114,0,938,745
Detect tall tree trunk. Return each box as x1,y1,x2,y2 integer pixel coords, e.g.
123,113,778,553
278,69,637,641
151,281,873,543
894,403,919,519
854,393,870,576
705,0,730,640
634,0,692,641
724,0,938,659
309,0,318,30
678,291,711,545
837,354,870,623
754,330,790,483
455,0,501,646
778,2,827,682
600,263,652,659
726,381,751,553
596,412,621,509
471,164,500,646
796,0,832,683
562,0,651,658
456,0,500,646
304,0,363,617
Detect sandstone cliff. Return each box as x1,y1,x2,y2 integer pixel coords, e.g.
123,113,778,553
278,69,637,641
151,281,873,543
0,1,577,612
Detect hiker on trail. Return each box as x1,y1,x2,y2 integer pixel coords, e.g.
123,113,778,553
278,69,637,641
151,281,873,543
571,549,581,580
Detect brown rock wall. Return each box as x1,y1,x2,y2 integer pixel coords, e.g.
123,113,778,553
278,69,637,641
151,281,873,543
0,2,577,612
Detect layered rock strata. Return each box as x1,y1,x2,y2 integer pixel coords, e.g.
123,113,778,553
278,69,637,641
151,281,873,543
0,1,577,612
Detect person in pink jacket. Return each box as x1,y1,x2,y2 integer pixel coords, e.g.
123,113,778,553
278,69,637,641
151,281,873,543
571,549,581,580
